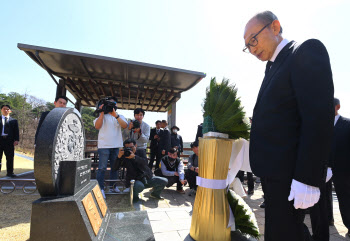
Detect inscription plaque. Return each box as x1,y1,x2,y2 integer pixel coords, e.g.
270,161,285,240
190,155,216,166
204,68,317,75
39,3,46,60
59,159,91,195
82,192,102,236
92,185,107,217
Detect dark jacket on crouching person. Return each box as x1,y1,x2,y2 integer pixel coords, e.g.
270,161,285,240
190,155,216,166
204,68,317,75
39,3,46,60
112,154,152,188
185,153,198,190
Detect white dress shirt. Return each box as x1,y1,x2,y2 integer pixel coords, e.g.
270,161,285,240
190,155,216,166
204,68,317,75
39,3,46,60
1,115,8,136
334,114,340,126
270,38,290,62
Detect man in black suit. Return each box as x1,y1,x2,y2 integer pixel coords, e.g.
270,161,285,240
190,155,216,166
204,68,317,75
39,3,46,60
245,11,334,241
157,120,171,165
0,105,19,177
35,96,68,145
330,98,350,238
148,120,162,169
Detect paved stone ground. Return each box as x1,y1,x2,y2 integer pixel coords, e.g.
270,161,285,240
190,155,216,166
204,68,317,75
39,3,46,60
135,182,350,241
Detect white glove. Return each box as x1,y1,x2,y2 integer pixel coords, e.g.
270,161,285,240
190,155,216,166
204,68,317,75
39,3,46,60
326,168,333,183
288,179,320,209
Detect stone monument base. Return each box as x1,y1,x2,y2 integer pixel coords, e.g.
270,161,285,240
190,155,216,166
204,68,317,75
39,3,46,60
30,180,110,241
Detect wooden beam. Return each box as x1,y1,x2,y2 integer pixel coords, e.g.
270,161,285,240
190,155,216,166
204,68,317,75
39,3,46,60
119,84,124,109
135,88,139,109
99,83,107,97
77,79,95,105
88,80,100,101
157,72,167,87
128,85,131,110
141,87,148,109
66,78,90,105
157,90,174,112
51,72,187,91
146,88,157,111
109,82,115,97
152,89,166,112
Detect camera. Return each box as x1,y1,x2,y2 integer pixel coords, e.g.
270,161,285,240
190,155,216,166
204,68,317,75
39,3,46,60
123,147,133,157
132,119,141,129
94,98,117,117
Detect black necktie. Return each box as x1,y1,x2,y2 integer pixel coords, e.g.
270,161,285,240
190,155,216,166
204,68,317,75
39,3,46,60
265,61,273,74
4,117,9,134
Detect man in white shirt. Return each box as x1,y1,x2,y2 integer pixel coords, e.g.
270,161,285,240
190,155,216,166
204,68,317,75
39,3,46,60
244,11,334,240
94,97,127,196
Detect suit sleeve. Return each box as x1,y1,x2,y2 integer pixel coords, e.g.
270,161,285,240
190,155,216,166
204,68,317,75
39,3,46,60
14,119,19,141
291,39,334,187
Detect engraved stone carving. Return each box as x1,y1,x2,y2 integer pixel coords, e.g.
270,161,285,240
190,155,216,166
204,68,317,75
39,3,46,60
53,114,84,180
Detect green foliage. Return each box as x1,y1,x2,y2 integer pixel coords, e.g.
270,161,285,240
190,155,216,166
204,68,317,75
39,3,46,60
202,77,250,139
227,189,260,239
81,107,98,140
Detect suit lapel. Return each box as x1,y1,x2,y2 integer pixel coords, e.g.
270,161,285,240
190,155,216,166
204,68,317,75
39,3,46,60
255,41,295,108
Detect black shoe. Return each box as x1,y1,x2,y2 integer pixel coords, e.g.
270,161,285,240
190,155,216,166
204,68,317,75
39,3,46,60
259,201,265,208
247,190,254,195
6,173,17,178
150,193,164,200
329,221,334,226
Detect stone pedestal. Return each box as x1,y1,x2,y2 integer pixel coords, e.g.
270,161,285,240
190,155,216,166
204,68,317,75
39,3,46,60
30,181,110,241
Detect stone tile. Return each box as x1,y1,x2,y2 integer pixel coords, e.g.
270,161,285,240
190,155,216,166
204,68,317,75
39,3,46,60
154,231,182,241
166,210,192,220
178,230,191,240
151,220,179,233
148,211,170,221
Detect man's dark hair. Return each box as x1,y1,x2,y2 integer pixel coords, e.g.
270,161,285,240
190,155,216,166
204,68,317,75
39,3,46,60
168,148,177,154
134,108,145,116
161,120,167,124
334,98,340,106
254,11,283,34
106,96,118,102
155,120,161,125
123,138,136,147
190,141,199,148
1,104,11,109
55,96,68,102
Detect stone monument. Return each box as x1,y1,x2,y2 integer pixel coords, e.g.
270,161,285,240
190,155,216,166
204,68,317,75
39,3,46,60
30,107,110,241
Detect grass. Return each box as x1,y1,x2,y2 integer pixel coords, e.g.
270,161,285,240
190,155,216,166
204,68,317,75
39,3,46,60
0,154,34,178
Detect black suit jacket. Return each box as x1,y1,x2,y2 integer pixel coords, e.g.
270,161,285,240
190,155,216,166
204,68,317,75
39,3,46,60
0,116,19,142
250,39,334,187
158,128,171,154
149,128,160,151
331,116,350,174
34,111,49,145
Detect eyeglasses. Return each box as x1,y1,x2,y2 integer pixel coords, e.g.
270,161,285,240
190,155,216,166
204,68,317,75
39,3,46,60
243,22,272,53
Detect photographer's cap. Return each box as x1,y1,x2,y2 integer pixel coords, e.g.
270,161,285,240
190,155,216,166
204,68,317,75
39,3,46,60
168,148,177,154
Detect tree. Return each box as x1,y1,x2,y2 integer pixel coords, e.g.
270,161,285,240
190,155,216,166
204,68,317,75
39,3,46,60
81,107,98,140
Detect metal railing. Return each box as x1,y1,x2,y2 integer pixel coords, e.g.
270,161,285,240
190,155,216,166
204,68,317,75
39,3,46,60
0,179,37,194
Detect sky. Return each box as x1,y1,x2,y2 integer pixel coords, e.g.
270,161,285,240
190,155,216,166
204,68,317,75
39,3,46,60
1,0,349,142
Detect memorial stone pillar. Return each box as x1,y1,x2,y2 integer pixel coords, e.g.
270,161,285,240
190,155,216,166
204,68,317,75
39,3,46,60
30,107,110,241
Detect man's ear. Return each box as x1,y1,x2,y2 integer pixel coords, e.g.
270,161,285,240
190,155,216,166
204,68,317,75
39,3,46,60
271,20,281,35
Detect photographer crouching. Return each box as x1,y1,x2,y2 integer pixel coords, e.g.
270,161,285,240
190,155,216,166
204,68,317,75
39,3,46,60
94,96,127,197
113,138,168,202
